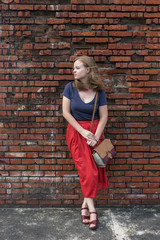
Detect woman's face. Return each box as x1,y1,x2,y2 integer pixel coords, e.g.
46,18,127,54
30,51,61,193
73,60,89,80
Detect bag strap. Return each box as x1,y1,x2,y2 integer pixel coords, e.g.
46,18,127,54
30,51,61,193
90,92,98,132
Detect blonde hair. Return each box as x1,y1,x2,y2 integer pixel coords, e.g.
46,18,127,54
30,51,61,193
73,56,105,91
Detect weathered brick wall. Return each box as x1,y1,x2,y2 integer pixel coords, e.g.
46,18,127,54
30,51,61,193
0,0,160,206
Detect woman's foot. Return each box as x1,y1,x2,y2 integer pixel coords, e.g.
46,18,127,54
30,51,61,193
81,207,90,224
89,211,98,230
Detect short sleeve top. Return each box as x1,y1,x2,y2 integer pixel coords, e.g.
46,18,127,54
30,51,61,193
63,82,107,121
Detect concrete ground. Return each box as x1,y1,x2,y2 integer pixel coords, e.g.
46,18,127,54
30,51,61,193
0,206,160,240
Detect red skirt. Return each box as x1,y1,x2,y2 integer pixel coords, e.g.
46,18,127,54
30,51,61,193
66,119,109,199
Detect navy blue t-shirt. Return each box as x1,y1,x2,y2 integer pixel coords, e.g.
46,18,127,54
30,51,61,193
63,82,107,121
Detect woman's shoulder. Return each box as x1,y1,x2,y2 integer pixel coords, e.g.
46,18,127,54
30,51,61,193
98,89,107,105
63,81,75,98
64,81,74,90
98,89,106,96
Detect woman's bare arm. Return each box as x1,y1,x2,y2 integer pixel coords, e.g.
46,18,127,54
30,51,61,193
86,105,108,146
94,105,108,141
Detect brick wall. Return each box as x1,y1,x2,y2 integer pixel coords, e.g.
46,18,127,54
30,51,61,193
0,0,160,206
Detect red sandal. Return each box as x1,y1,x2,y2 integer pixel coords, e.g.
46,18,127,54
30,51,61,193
81,207,90,224
89,211,98,230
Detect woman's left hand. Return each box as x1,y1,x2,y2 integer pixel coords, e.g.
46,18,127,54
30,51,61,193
87,138,98,147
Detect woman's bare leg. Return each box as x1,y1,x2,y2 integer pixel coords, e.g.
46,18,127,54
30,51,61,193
81,198,90,223
85,198,97,228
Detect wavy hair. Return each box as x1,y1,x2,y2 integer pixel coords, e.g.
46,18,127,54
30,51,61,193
73,56,105,91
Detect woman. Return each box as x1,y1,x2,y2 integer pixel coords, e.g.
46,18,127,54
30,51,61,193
62,56,109,230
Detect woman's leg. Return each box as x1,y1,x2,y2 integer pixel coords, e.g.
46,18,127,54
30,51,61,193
81,198,90,223
82,198,88,208
81,197,97,225
85,198,98,229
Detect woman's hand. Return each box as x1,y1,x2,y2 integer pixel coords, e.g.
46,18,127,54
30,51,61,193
80,129,98,146
87,138,98,147
80,129,95,141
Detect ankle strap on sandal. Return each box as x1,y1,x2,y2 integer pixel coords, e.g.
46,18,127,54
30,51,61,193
89,211,97,215
81,207,88,210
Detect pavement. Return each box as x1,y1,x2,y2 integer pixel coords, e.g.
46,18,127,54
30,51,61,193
0,206,160,240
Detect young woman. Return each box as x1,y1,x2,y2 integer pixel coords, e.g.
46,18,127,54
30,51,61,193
62,56,109,230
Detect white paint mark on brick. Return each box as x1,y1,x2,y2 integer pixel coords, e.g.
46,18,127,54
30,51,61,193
1,0,13,3
7,183,12,194
8,152,26,158
63,175,78,183
37,87,43,92
26,141,37,146
51,129,54,164
17,105,26,111
49,5,55,11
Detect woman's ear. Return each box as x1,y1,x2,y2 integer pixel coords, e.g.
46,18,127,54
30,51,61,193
86,67,90,74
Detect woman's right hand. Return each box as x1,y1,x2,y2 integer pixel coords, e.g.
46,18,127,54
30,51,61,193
80,129,95,141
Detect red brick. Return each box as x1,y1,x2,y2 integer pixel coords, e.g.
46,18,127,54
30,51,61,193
128,146,150,152
72,31,95,37
128,134,150,139
128,182,148,188
110,0,132,4
109,31,132,37
107,12,130,18
143,189,160,194
125,123,148,128
71,0,95,3
9,4,33,10
110,56,131,61
72,18,84,24
108,44,132,49
85,37,108,43
47,19,70,24
144,165,160,171
125,194,147,199
0,189,6,194
144,69,160,74
129,88,152,93
133,0,145,3
122,6,145,11
145,56,160,61
69,12,92,18
146,0,160,4
85,5,109,11
85,18,108,24
128,62,151,68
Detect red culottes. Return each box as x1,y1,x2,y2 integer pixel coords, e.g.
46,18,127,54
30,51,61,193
66,119,109,199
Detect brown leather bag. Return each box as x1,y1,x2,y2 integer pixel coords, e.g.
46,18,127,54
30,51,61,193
91,93,116,168
92,139,117,167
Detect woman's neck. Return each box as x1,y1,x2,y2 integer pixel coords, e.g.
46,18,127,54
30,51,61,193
77,77,90,90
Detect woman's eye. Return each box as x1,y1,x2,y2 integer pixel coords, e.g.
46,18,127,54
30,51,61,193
73,67,80,70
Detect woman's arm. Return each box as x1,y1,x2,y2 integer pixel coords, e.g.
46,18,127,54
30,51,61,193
94,105,108,141
86,105,108,147
62,96,95,141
